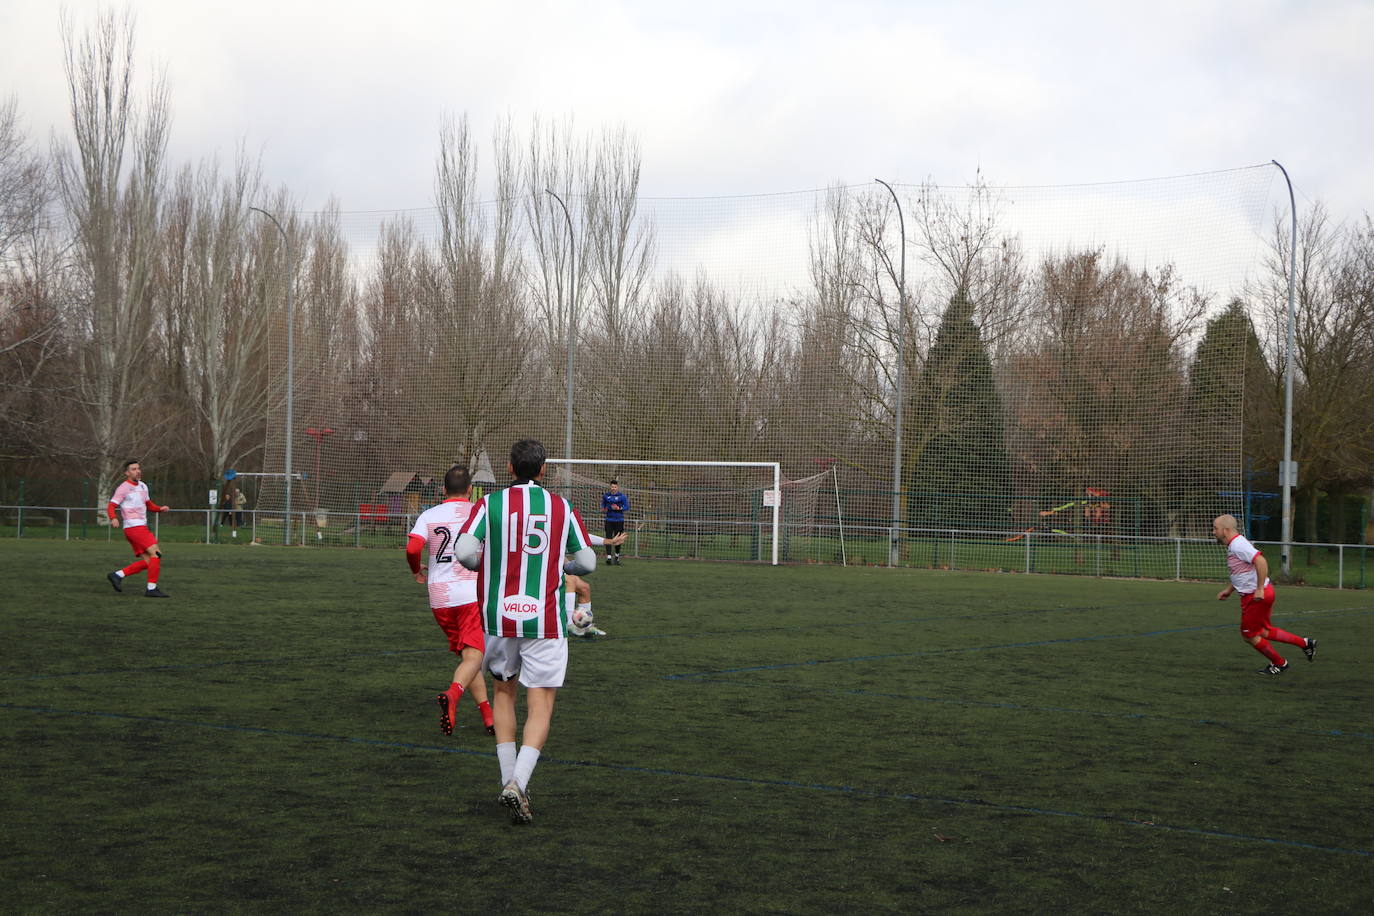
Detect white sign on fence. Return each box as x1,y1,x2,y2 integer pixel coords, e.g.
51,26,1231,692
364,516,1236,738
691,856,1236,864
1279,461,1299,487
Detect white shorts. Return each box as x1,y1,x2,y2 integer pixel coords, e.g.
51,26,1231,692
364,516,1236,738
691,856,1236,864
484,635,568,688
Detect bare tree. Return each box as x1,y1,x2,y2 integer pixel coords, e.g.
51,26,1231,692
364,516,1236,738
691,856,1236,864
0,95,65,461
792,187,888,476
158,150,276,486
1007,250,1209,534
0,97,52,265
909,172,1028,357
54,9,170,495
583,125,654,344
522,115,586,343
1253,204,1374,545
432,113,533,464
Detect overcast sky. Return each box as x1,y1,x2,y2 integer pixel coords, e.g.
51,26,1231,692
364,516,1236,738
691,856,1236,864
1,0,1369,220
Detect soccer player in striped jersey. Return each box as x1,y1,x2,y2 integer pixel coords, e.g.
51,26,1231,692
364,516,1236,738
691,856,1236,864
105,460,171,597
456,438,596,824
1213,514,1316,675
406,464,494,736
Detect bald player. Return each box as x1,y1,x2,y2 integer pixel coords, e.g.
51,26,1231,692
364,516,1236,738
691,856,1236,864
1212,514,1316,675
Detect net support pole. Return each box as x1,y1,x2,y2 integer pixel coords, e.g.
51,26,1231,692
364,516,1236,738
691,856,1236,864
772,462,780,566
251,206,295,546
876,179,906,567
832,464,847,566
1271,161,1297,577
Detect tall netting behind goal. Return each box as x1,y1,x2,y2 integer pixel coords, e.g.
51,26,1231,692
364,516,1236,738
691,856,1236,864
254,163,1280,574
541,459,837,565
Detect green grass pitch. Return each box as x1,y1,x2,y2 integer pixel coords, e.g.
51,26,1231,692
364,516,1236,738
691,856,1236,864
2,539,1372,913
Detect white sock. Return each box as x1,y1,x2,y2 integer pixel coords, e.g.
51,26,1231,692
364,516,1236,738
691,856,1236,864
146,583,157,590
577,602,592,615
514,745,541,792
114,570,126,579
496,741,517,787
231,530,237,538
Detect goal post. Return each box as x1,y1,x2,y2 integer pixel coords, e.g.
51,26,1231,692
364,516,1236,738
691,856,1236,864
546,458,782,565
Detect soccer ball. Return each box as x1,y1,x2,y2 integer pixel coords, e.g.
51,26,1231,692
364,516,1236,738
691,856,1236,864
571,607,594,630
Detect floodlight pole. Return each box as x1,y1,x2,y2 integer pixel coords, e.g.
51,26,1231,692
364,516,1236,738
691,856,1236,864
1271,161,1296,576
876,179,906,567
250,206,295,545
547,189,576,480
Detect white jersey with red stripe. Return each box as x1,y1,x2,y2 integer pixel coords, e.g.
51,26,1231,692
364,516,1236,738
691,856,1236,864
109,480,154,528
408,498,479,609
458,482,592,639
1224,533,1268,594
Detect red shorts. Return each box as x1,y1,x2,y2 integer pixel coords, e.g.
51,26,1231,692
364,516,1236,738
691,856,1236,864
432,602,485,655
1239,583,1276,638
123,524,157,557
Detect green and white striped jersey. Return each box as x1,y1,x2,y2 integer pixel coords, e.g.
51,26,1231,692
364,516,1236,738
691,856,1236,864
458,482,592,638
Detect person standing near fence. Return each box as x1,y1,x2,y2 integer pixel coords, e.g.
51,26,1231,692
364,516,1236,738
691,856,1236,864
232,486,247,535
105,460,170,597
601,479,629,564
406,464,495,736
456,438,596,824
1213,514,1315,675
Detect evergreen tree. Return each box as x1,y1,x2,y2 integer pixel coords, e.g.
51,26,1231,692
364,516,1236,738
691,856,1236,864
908,292,1010,530
1185,299,1274,534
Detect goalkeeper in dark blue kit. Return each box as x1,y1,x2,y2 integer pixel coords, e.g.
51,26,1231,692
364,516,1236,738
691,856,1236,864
601,480,629,564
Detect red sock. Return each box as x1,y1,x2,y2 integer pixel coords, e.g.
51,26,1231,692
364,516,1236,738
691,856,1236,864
476,699,494,727
1252,638,1286,666
147,557,161,585
448,682,465,705
1266,627,1306,647
121,560,148,577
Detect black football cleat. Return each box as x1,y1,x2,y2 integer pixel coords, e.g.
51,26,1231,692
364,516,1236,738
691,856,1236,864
107,571,123,592
1258,662,1288,676
145,587,169,598
436,692,454,736
1303,637,1317,662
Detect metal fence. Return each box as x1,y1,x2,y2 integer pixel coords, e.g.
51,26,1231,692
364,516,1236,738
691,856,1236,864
2,503,1368,589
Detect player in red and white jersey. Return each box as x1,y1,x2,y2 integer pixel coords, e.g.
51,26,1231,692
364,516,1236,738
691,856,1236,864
105,460,171,597
456,438,596,824
1213,514,1316,675
406,464,494,736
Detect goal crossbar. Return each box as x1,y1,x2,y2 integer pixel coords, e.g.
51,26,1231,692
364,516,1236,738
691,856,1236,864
547,458,782,565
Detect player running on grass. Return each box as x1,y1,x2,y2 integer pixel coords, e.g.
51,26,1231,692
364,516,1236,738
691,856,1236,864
1213,514,1316,675
105,460,171,598
456,438,596,824
406,464,495,736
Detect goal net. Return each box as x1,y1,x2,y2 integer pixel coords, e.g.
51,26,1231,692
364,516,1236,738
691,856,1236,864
547,459,791,565
250,161,1279,570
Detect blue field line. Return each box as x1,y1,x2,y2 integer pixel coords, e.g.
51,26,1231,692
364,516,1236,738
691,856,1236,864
664,605,1374,679
0,701,495,757
6,605,1369,685
3,700,1369,860
0,604,1201,683
0,647,439,683
612,600,1374,645
693,678,1374,741
611,597,1211,642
